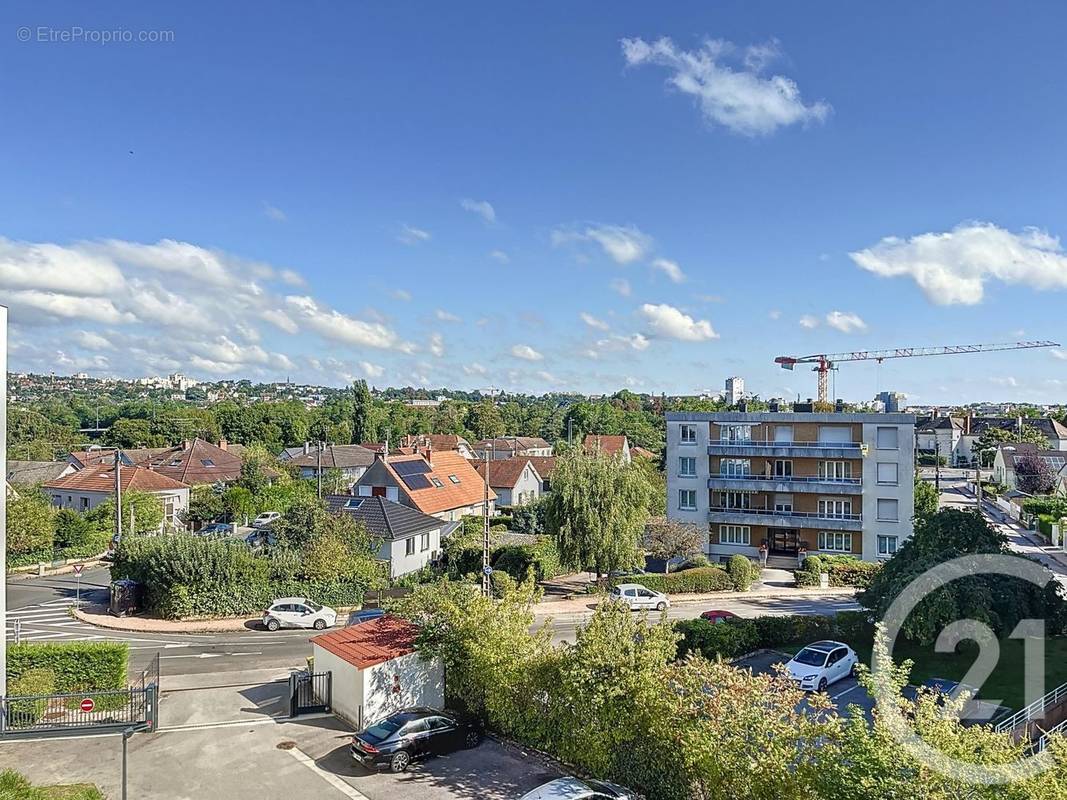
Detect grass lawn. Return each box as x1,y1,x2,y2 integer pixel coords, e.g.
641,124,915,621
779,632,1067,710
0,770,104,800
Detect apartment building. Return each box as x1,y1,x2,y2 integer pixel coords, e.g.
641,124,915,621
665,410,915,564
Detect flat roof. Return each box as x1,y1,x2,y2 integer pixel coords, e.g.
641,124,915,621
665,412,916,425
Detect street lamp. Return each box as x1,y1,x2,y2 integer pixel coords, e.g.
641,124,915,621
482,444,493,597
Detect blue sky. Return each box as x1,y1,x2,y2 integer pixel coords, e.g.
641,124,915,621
2,2,1066,403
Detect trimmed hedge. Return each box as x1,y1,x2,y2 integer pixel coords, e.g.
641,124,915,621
609,566,733,594
727,554,760,591
676,611,872,661
7,641,128,694
794,554,880,589
6,669,56,729
491,537,563,583
7,535,111,569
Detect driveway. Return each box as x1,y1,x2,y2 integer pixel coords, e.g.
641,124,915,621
733,649,875,720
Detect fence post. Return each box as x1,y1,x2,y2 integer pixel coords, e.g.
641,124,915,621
288,673,296,719
146,685,158,733
326,671,332,713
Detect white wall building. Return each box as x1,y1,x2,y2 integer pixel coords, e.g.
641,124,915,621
725,376,745,406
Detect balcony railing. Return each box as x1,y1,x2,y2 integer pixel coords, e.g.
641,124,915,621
711,439,862,449
709,473,861,485
708,506,862,522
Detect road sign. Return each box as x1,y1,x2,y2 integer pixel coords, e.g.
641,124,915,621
80,697,95,713
73,564,83,577
482,566,493,576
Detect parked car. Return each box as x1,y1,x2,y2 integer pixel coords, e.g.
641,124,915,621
700,609,739,624
607,565,646,579
350,707,482,772
519,777,641,800
609,583,669,612
245,530,277,548
346,608,386,626
262,597,337,631
195,522,232,537
783,640,858,692
252,511,281,529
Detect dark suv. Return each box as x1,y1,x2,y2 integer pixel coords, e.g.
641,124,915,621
350,707,483,772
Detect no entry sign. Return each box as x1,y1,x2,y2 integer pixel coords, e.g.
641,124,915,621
80,697,95,713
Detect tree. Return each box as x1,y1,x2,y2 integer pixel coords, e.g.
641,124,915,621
913,475,939,523
644,518,703,572
350,379,373,444
975,424,1049,467
7,491,56,555
53,508,105,549
545,452,651,577
235,443,275,493
466,399,505,440
92,490,166,535
1015,453,1058,495
186,484,226,527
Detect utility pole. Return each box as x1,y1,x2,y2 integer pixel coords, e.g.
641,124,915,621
114,451,123,545
934,439,941,493
482,445,492,596
316,441,324,499
1,305,8,698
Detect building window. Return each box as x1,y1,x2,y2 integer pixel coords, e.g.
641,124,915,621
80,497,90,511
876,462,899,485
679,489,697,511
679,456,696,477
420,532,431,551
680,424,697,444
877,535,899,557
719,525,751,546
774,493,793,513
773,460,792,478
723,491,751,510
818,498,852,518
406,538,416,556
720,424,752,443
448,475,460,484
721,458,750,477
819,461,852,481
818,531,852,553
876,427,899,450
431,477,444,488
877,498,899,522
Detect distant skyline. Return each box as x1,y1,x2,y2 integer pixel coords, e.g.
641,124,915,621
2,3,1066,404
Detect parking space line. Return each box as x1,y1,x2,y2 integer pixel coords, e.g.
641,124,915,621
831,683,863,702
284,745,371,800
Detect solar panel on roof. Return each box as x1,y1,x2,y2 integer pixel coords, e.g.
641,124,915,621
401,474,432,490
393,460,431,477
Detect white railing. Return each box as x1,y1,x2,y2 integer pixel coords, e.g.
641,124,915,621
994,681,1067,733
710,439,862,449
4,619,22,645
708,474,861,485
1037,717,1067,752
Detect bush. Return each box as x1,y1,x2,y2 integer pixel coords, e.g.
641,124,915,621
6,669,56,729
675,618,760,660
512,499,548,534
677,554,709,570
820,555,881,588
917,453,947,466
1023,497,1067,518
608,566,733,594
676,612,877,663
488,515,514,528
8,642,128,694
727,554,758,591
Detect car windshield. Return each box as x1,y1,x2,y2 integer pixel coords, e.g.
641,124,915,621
793,648,829,667
305,601,322,612
361,717,402,743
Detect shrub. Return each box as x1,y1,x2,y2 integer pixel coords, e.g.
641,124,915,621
801,555,824,574
677,554,709,570
0,770,104,800
512,499,548,534
6,668,56,728
821,555,881,588
7,642,128,694
1023,497,1067,518
488,515,514,528
727,554,758,591
675,618,760,660
676,613,877,662
608,566,733,594
54,510,100,550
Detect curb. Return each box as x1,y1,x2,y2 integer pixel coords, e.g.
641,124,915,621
72,604,364,634
7,558,107,579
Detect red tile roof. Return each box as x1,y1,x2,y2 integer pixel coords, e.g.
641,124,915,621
583,434,629,456
525,456,557,478
473,457,539,489
43,463,189,493
383,451,495,515
310,615,419,669
141,438,244,485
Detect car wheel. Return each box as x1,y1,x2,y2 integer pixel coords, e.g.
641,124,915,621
266,618,280,632
849,662,858,678
656,601,667,612
313,618,327,630
389,750,411,773
817,677,828,693
464,730,481,749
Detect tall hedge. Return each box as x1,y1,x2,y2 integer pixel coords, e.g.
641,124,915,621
7,641,128,693
608,566,733,594
675,612,872,661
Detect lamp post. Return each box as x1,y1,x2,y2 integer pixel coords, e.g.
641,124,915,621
482,444,493,597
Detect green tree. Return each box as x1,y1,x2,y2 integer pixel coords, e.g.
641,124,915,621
644,518,703,572
351,379,373,444
92,490,166,535
7,491,56,555
975,424,1049,467
466,399,505,440
545,452,651,577
913,475,939,523
186,484,226,527
53,508,104,549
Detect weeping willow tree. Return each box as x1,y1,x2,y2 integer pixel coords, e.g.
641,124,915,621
545,451,652,577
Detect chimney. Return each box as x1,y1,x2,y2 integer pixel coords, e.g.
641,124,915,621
303,441,310,455
425,443,432,465
182,440,191,451
219,438,228,452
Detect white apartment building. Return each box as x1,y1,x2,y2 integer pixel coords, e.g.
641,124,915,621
725,376,745,406
665,410,915,564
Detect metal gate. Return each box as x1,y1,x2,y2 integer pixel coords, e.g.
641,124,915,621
289,670,331,717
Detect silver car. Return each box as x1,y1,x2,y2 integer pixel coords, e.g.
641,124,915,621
609,583,670,612
519,777,640,800
262,597,337,631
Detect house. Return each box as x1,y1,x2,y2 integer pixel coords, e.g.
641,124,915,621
66,446,170,470
6,460,76,487
42,464,190,526
286,443,377,486
915,414,1067,466
992,443,1067,491
140,438,245,486
525,456,557,493
471,436,553,461
326,495,453,578
473,458,543,507
310,615,444,729
400,434,475,460
631,446,659,461
583,434,632,464
353,449,496,522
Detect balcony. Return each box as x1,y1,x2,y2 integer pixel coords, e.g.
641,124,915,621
707,439,863,459
707,506,862,531
706,473,863,495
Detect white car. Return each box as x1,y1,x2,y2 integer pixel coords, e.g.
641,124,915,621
262,598,337,631
783,640,858,692
609,583,670,612
519,777,640,800
252,511,281,529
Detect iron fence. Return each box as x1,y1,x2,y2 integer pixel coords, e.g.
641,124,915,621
0,686,157,738
289,670,331,717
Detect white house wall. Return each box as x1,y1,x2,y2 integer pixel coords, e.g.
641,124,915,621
361,653,444,728
311,645,365,729
383,528,443,578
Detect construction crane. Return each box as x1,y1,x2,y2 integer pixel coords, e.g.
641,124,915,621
775,340,1060,403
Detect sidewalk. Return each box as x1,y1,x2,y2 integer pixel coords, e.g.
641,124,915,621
73,602,260,632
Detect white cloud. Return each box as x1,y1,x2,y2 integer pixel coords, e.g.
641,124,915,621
535,370,557,383
489,249,510,264
359,361,385,379
74,330,114,351
284,295,412,351
397,225,431,245
435,309,462,323
850,222,1067,305
651,257,686,283
390,288,412,301
799,315,820,329
991,376,1019,388
824,310,867,333
463,362,488,376
460,198,496,224
610,278,632,297
580,312,610,331
510,344,544,361
263,202,287,222
553,224,652,264
768,309,782,320
428,332,445,357
639,303,718,341
1051,350,1067,361
620,36,831,136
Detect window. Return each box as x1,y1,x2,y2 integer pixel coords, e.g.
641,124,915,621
774,493,793,513
420,531,431,551
80,497,90,511
721,458,750,477
773,460,792,478
406,537,416,556
720,424,752,443
719,525,751,545
876,427,899,450
818,499,852,518
448,475,460,484
818,531,852,552
679,456,696,477
774,425,794,443
680,424,697,444
876,462,899,485
678,489,697,511
818,461,852,481
877,498,899,522
431,477,444,488
877,535,899,557
200,458,215,467
723,491,751,509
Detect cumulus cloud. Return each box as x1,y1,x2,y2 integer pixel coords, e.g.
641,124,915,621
824,310,867,333
553,224,652,264
285,295,413,352
510,344,544,361
580,312,610,331
799,315,820,329
1051,350,1067,361
435,309,462,323
639,303,718,341
594,333,651,354
74,330,114,351
428,332,445,357
620,36,830,136
460,198,496,224
463,362,488,376
489,249,510,264
397,224,431,245
768,309,782,320
359,361,385,379
651,257,686,283
263,202,287,222
850,222,1067,305
610,278,632,296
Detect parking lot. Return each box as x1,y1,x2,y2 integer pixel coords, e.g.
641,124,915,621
733,650,877,720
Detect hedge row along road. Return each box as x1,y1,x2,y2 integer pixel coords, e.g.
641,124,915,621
6,565,862,675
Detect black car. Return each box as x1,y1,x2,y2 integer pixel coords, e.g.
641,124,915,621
346,608,386,626
350,707,482,772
